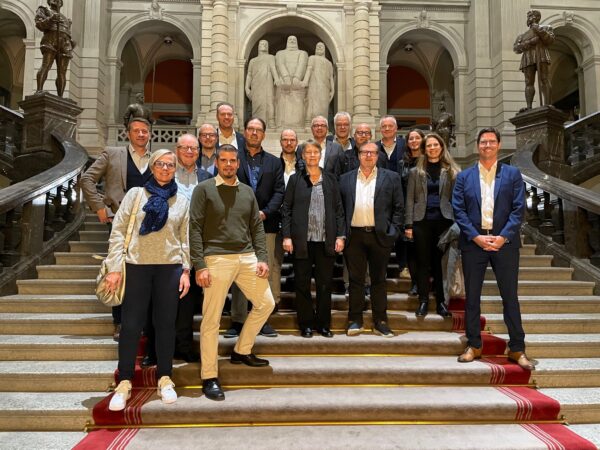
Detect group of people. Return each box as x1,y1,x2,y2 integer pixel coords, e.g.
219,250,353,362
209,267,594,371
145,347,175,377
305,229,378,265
80,101,534,410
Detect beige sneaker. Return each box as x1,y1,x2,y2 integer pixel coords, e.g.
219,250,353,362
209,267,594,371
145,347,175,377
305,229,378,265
109,380,132,411
158,376,177,404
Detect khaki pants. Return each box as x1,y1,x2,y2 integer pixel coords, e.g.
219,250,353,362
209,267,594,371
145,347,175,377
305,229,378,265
200,252,275,379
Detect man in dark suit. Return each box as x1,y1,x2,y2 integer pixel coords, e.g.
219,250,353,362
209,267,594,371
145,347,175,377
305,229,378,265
452,126,534,370
297,115,344,177
376,115,405,172
226,117,285,338
339,141,404,337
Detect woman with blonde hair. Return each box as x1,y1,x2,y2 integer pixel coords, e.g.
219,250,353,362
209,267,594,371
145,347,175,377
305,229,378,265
102,148,191,411
405,133,460,317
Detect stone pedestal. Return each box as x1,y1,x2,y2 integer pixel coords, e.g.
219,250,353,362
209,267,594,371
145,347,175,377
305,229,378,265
510,105,571,180
13,92,83,181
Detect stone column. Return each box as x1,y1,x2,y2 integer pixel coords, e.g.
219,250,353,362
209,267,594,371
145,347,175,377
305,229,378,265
352,1,371,122
210,0,230,113
191,58,202,120
379,64,388,116
453,67,468,156
22,39,37,98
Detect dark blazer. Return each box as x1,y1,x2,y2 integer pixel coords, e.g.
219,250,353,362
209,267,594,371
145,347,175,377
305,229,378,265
339,168,404,248
405,166,455,225
297,140,344,178
237,147,285,233
376,137,406,171
281,171,345,259
452,162,525,251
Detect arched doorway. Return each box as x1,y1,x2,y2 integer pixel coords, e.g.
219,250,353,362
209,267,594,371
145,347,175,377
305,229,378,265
0,8,26,109
549,32,583,119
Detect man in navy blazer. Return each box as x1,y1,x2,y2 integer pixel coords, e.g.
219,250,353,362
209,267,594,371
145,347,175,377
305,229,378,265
339,142,404,337
227,116,285,338
452,127,534,370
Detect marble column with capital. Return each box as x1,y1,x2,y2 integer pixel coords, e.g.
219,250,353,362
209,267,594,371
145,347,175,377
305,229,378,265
352,1,371,121
210,0,230,113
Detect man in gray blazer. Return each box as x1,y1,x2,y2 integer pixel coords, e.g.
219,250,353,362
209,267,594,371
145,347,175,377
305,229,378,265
81,118,152,340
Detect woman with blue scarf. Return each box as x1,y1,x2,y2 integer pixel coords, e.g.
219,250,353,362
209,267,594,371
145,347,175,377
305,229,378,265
103,149,191,411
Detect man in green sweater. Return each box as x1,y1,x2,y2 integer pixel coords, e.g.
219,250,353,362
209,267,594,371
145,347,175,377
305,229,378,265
190,144,275,401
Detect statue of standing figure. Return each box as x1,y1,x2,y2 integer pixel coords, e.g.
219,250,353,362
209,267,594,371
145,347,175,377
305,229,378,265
275,36,309,128
123,93,153,128
35,0,76,97
303,42,335,125
513,10,555,110
433,101,455,148
245,40,280,128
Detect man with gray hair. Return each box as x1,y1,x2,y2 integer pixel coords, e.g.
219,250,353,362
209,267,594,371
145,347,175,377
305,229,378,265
298,116,343,177
327,111,354,152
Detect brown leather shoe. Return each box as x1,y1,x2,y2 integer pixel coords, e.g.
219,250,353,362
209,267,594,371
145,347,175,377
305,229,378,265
457,346,482,363
507,351,536,370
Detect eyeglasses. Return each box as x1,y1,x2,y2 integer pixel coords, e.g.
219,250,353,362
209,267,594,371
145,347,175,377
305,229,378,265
177,145,199,152
199,133,217,139
154,161,176,169
246,127,264,134
281,139,297,143
355,131,371,137
359,151,377,156
312,124,327,128
479,140,499,147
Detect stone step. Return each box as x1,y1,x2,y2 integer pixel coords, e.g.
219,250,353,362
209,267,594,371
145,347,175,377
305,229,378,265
82,222,109,231
539,387,600,424
484,267,573,281
487,314,600,334
16,279,96,295
0,295,109,313
37,265,100,279
78,230,109,240
497,333,600,358
479,296,600,314
68,241,108,253
520,244,537,255
54,252,105,265
518,255,553,266
64,425,600,450
0,432,86,450
0,392,102,431
85,214,100,223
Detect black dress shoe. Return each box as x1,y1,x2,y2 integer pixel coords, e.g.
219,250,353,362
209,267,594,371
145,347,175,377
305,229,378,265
174,350,200,362
230,350,269,367
408,284,418,296
202,378,225,401
316,328,334,338
415,301,428,317
436,302,452,318
301,327,313,338
140,354,157,368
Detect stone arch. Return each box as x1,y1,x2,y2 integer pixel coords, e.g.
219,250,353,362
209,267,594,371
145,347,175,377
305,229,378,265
544,13,600,60
238,11,344,65
0,1,35,39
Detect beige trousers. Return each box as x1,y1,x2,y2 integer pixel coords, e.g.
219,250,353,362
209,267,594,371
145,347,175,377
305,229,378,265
200,252,275,379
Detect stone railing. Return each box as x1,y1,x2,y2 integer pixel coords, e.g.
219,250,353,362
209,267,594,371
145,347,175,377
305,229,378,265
107,124,197,147
564,111,600,183
512,142,600,270
0,133,88,295
0,105,23,177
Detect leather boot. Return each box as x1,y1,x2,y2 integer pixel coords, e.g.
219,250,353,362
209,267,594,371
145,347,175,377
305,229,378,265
415,300,428,317
436,301,452,318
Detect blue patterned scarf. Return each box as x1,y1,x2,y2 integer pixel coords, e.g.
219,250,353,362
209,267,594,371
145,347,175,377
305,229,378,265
139,177,178,235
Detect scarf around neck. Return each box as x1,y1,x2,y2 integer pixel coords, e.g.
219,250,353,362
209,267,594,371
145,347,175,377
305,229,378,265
139,177,178,235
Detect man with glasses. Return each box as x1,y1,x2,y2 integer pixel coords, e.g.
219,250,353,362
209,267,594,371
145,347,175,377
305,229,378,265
339,142,403,337
342,123,387,173
453,127,533,370
198,123,218,175
298,116,343,177
225,117,285,338
327,111,354,151
81,117,153,341
376,115,405,172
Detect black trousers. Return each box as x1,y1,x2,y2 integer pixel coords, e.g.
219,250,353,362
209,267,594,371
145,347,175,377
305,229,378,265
294,242,335,329
462,246,525,352
413,218,453,303
118,263,181,381
344,228,392,325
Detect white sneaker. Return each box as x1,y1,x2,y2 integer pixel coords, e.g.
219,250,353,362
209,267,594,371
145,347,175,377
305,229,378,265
158,376,177,404
108,380,132,411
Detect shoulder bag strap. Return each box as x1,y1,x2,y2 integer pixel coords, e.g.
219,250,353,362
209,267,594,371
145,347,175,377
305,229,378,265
122,188,144,254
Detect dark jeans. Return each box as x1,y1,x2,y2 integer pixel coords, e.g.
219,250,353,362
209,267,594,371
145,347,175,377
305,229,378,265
344,228,392,325
294,242,335,329
413,218,453,303
118,263,181,381
462,247,525,352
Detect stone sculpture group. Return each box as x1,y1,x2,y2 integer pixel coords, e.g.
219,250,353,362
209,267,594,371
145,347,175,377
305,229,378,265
246,36,335,129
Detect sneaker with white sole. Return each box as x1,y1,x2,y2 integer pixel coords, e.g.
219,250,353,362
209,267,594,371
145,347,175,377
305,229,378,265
158,376,177,404
108,380,132,411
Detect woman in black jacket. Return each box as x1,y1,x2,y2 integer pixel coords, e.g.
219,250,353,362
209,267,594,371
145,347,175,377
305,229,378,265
281,140,346,338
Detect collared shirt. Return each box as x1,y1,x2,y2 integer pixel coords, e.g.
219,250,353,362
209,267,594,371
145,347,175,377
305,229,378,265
128,144,151,173
218,128,238,149
175,165,198,202
351,167,377,227
317,140,327,169
214,173,240,187
479,161,497,230
334,136,353,151
200,150,216,174
282,154,297,187
382,138,396,158
307,175,326,242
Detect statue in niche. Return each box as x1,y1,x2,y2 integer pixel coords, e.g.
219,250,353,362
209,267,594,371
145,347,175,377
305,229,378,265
245,40,280,128
433,100,455,148
123,93,153,128
35,0,76,97
275,35,308,128
149,0,163,20
513,10,555,111
303,42,335,125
